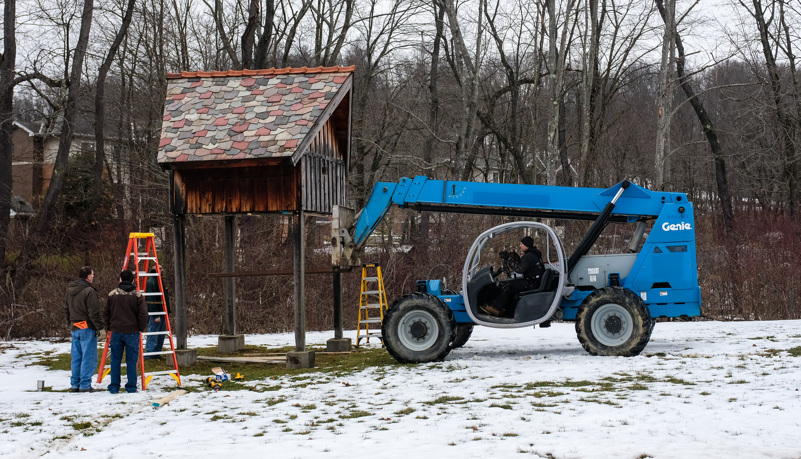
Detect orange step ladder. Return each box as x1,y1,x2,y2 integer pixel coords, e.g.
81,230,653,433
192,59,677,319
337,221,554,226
97,232,181,390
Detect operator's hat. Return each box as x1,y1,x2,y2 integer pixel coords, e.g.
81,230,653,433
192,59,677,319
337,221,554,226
521,236,534,249
120,269,134,282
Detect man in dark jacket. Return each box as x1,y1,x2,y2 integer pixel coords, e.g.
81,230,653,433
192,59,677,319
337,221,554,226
144,267,171,359
104,269,148,394
65,266,104,393
484,235,545,317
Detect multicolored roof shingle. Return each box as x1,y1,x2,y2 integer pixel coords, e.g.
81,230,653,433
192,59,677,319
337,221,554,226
157,66,354,167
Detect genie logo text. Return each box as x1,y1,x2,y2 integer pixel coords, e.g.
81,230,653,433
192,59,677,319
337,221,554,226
662,222,692,231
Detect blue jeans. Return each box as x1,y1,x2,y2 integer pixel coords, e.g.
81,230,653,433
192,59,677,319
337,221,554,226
145,316,166,357
70,328,98,390
108,332,140,393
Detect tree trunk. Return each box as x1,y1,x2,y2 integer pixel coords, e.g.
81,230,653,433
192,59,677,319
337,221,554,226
212,0,241,69
241,0,259,69
654,0,675,190
578,0,599,187
439,0,483,181
254,0,275,69
750,0,797,214
656,0,733,231
417,3,445,240
84,0,136,225
13,0,94,293
0,0,16,296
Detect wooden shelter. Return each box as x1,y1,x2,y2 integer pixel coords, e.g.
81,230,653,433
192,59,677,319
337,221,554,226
157,66,355,366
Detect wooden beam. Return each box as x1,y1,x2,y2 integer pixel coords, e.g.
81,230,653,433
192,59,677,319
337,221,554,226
333,271,343,339
293,209,306,352
152,389,188,408
173,214,187,349
207,267,351,278
224,215,236,335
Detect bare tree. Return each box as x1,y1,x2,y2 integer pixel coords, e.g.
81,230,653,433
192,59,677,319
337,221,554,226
310,0,354,67
13,0,95,293
0,0,15,293
545,0,579,186
656,0,733,231
653,0,675,190
84,0,137,224
737,0,800,213
437,0,485,181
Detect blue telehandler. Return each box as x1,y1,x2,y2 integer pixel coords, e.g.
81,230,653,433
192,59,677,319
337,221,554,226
331,176,701,363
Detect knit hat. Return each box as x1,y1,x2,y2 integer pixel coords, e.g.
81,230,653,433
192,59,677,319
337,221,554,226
521,236,534,249
120,269,134,282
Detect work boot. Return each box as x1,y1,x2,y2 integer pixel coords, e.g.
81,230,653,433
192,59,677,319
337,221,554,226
540,320,551,328
70,387,80,393
79,387,95,393
480,304,503,317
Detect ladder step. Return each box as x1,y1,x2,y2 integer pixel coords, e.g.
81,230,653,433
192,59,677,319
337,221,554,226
359,319,382,324
143,350,175,356
361,304,382,309
148,311,167,316
362,277,378,281
137,256,157,261
142,331,171,336
146,370,179,376
142,292,163,297
139,273,159,277
361,290,381,295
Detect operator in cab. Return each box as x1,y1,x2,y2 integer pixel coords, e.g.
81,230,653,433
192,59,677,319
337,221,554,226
482,236,545,317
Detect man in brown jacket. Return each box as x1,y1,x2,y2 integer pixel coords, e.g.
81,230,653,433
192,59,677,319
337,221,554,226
104,269,148,394
65,266,104,393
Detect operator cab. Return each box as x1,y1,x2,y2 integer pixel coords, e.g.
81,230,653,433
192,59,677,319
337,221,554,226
462,222,570,327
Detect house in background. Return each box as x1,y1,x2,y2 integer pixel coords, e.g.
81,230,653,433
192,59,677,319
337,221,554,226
11,119,116,204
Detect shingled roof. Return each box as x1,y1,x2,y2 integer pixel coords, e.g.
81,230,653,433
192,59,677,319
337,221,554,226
157,66,354,167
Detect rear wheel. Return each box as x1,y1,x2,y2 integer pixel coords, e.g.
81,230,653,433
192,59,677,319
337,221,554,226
575,287,653,356
450,324,474,349
383,293,455,363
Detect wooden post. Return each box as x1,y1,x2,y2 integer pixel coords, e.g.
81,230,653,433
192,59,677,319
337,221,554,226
224,215,236,335
172,214,187,349
333,271,343,339
293,209,306,351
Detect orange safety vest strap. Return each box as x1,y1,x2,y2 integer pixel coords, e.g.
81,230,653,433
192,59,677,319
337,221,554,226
73,321,88,329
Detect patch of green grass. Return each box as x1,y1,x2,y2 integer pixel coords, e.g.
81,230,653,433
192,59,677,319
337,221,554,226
424,396,465,405
72,421,92,430
339,410,372,419
394,407,415,416
578,397,619,406
729,380,749,384
788,347,801,357
664,377,695,386
32,346,399,384
490,403,513,410
262,397,286,406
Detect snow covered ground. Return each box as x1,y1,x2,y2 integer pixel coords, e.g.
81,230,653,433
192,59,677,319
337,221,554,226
1,320,800,459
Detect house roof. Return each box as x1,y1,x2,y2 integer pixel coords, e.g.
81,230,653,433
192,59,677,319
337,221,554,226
157,65,355,167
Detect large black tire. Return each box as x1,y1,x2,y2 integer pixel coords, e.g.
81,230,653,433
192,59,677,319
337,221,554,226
575,287,654,356
450,324,474,349
382,293,456,363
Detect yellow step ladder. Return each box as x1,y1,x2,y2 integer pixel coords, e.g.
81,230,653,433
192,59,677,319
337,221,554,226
97,233,181,390
356,263,388,346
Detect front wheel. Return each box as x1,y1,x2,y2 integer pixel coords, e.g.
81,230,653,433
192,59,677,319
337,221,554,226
575,287,654,356
450,324,474,349
382,293,455,363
